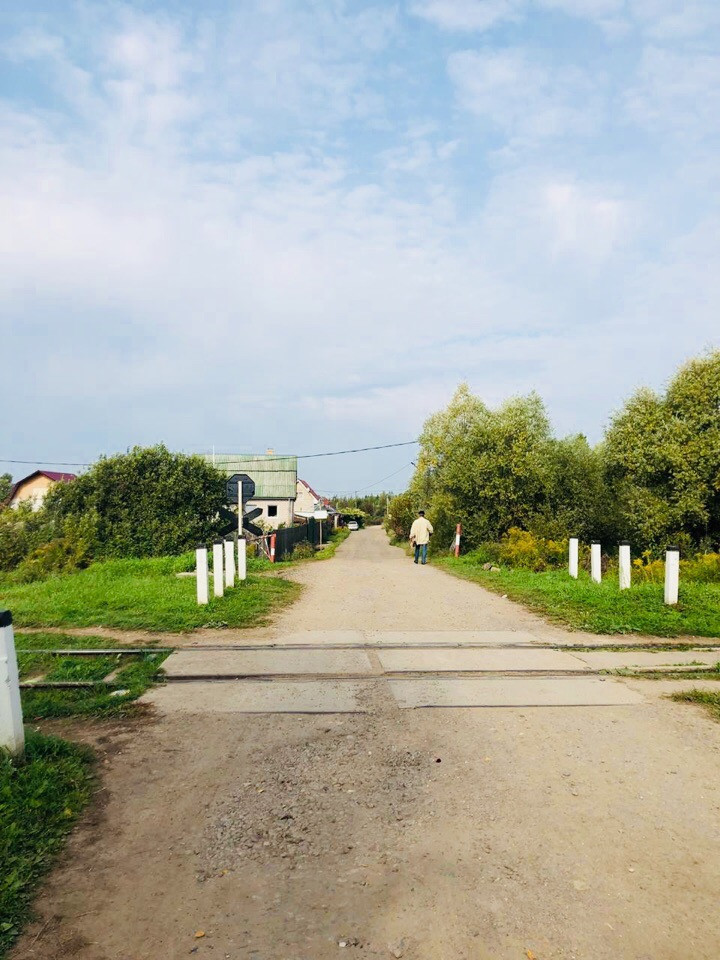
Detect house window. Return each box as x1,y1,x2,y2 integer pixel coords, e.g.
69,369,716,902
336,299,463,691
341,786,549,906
268,505,278,517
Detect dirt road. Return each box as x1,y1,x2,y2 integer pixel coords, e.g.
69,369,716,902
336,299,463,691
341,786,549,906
13,528,720,960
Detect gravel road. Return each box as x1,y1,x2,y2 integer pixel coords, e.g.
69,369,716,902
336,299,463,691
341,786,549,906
12,527,720,960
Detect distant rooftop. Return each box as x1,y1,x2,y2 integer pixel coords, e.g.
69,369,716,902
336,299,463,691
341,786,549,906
205,454,297,499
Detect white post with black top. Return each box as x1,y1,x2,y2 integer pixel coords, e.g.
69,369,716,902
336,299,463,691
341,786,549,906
591,541,602,583
664,546,680,605
0,610,25,758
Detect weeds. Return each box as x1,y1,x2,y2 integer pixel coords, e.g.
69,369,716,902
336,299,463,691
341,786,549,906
670,689,720,721
0,732,94,956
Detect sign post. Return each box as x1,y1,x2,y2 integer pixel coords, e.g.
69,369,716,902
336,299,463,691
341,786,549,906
227,474,256,585
313,509,329,547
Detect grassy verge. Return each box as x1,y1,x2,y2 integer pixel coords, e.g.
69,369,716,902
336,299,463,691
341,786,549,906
436,556,720,637
670,689,720,721
0,554,300,632
0,732,94,956
314,527,351,560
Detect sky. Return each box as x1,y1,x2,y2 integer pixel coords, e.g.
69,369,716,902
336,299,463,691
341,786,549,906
1,0,719,496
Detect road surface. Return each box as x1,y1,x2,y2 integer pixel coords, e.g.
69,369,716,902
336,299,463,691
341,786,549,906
13,527,720,960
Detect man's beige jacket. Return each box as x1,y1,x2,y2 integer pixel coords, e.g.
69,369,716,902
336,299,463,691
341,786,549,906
409,517,434,545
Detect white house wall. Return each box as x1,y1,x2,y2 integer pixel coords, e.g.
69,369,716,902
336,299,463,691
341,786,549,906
245,499,295,528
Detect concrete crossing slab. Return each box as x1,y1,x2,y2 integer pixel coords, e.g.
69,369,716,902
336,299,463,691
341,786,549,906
144,680,373,713
377,647,588,673
366,630,542,646
162,649,373,677
389,676,644,708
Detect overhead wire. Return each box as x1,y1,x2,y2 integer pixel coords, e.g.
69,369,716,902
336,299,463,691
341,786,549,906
0,439,419,469
318,461,415,496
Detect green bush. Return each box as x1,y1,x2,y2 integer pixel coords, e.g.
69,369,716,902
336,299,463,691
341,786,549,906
45,445,226,559
291,540,315,559
0,504,53,572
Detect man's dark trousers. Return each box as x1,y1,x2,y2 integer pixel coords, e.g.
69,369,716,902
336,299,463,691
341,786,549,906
414,543,428,564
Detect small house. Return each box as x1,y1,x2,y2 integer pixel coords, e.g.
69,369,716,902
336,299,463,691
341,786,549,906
207,452,298,527
7,470,77,510
296,479,338,520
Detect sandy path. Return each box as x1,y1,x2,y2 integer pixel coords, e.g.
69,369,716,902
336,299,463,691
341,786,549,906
12,528,720,960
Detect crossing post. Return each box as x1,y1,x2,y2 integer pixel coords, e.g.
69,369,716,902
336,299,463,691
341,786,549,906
196,546,209,605
224,539,235,587
664,547,680,605
591,541,602,583
0,611,24,758
619,542,631,590
213,541,224,597
569,537,579,579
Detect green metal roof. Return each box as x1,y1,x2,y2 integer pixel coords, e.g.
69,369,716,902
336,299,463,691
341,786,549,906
205,454,298,499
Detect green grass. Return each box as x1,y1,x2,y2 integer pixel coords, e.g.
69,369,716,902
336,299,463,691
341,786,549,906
314,527,351,560
20,653,168,720
670,689,720,720
0,554,300,632
437,556,720,637
11,631,171,719
0,732,94,956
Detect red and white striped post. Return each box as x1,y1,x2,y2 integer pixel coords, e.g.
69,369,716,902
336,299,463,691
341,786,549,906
270,533,277,563
454,523,462,558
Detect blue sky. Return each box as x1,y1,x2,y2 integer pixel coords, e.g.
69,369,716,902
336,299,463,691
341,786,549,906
1,0,719,495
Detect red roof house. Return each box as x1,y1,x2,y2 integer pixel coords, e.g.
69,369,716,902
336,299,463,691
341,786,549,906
6,470,77,510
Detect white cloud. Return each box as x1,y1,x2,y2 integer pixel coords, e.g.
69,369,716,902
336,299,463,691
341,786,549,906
410,0,523,32
447,48,600,142
625,46,720,140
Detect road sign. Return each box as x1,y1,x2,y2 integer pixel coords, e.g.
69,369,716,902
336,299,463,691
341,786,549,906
226,473,256,504
313,509,329,520
243,507,262,523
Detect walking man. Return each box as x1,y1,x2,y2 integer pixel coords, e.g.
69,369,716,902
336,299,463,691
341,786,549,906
409,510,433,565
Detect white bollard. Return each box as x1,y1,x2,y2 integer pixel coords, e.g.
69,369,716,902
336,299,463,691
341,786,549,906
0,611,25,758
196,546,209,605
213,541,224,598
224,539,235,588
664,546,680,605
569,537,579,579
237,538,247,581
619,541,631,591
591,541,602,583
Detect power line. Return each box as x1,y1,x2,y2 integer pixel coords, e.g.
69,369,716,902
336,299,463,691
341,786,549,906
320,461,414,495
214,440,420,460
0,439,420,470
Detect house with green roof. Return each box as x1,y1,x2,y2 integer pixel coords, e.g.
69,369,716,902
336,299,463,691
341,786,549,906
205,451,298,528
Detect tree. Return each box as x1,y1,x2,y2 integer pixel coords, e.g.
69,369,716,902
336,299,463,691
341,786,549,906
45,445,227,558
0,472,12,503
412,385,564,550
604,350,720,550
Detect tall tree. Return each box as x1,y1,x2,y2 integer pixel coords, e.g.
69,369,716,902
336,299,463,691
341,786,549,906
605,350,720,550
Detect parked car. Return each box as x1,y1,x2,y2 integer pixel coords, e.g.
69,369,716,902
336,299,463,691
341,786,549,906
347,520,359,530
